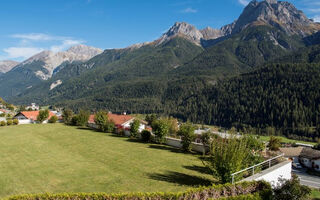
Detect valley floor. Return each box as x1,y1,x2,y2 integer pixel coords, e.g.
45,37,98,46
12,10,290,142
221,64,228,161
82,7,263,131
0,124,214,198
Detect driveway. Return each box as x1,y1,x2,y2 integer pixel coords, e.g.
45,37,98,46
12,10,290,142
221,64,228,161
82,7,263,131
292,169,320,189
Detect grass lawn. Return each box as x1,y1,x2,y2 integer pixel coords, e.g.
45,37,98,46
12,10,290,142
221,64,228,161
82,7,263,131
0,124,214,198
311,189,320,199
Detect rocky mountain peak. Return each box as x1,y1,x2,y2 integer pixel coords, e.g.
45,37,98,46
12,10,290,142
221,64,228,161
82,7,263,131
200,27,224,40
66,44,103,57
17,45,103,80
0,60,19,73
224,0,320,37
156,22,204,45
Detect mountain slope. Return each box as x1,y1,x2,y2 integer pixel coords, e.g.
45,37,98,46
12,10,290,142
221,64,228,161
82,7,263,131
10,37,204,108
0,60,19,74
174,25,304,78
0,45,102,98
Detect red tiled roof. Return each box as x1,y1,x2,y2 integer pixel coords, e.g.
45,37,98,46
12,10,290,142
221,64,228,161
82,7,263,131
20,111,56,121
88,113,133,126
0,109,8,113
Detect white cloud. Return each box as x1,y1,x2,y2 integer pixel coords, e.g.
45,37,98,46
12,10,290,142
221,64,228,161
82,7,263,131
238,0,250,6
181,7,198,13
3,47,44,59
1,33,85,61
11,33,61,41
308,8,320,13
314,15,320,22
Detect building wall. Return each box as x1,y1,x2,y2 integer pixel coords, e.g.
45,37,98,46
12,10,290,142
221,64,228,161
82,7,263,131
18,119,33,124
243,160,292,187
165,137,208,153
301,158,313,168
313,159,320,172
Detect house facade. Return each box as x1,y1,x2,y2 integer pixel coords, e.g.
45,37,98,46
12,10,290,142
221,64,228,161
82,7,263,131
299,148,320,172
14,111,56,124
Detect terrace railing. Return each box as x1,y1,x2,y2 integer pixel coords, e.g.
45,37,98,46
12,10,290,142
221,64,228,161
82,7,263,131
231,153,285,184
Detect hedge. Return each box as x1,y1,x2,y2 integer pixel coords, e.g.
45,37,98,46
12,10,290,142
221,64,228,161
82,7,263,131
5,181,272,200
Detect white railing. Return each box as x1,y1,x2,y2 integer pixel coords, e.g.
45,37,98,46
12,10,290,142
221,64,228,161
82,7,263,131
231,153,285,184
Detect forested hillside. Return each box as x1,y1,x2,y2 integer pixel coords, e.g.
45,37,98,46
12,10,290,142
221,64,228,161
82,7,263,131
173,64,320,142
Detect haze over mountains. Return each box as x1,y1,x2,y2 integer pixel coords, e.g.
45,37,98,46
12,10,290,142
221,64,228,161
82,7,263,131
1,0,320,140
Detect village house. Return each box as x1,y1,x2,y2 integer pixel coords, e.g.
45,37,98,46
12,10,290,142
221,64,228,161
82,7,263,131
14,111,56,124
0,109,9,115
279,147,304,163
299,147,320,172
280,146,320,172
25,103,40,111
88,113,147,135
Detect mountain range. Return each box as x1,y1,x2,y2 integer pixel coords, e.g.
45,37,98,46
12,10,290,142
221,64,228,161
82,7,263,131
1,0,320,140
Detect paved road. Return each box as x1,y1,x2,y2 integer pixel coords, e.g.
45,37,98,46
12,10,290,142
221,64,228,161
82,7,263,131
292,169,320,189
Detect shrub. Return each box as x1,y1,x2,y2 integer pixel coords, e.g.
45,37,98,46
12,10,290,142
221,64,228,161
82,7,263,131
0,121,6,126
272,175,311,200
152,118,170,144
13,119,19,125
76,110,90,127
5,181,271,200
130,119,140,138
141,130,151,142
178,122,196,152
6,120,13,126
268,136,282,151
49,116,58,123
71,115,78,126
63,109,73,125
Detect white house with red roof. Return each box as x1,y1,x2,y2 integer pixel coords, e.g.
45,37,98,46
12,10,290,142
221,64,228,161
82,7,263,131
88,113,147,134
14,111,56,124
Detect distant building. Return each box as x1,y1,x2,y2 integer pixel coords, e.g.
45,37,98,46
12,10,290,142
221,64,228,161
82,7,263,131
299,148,320,172
88,113,147,135
25,103,39,111
14,111,56,124
280,147,320,172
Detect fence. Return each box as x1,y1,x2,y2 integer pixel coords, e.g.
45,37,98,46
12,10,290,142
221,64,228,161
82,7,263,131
231,153,285,184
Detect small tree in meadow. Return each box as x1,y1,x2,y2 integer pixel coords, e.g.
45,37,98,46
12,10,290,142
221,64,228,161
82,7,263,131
37,109,49,123
48,116,58,123
178,122,196,152
76,110,90,127
130,119,140,138
204,135,263,183
0,121,6,126
152,118,170,144
94,111,109,131
13,119,19,125
6,120,13,126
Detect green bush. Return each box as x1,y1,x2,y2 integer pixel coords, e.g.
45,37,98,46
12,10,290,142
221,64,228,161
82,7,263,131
6,181,271,200
0,121,6,126
141,130,151,142
49,116,58,123
6,120,13,126
13,119,19,125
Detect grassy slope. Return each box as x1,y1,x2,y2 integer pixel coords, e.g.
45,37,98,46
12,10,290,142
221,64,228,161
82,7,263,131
256,135,317,146
0,124,214,198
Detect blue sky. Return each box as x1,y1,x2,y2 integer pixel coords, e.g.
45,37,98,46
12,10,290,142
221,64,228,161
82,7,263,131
0,0,319,61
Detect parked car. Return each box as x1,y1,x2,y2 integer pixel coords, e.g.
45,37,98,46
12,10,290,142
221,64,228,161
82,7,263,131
292,162,302,169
